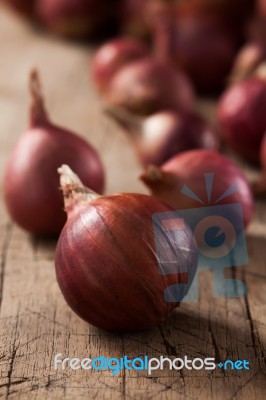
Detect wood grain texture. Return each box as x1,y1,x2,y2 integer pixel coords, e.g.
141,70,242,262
0,5,265,400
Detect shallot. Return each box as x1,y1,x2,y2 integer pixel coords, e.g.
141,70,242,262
55,165,198,332
170,11,237,93
107,107,219,166
104,58,195,115
218,77,266,164
140,150,254,227
91,37,148,94
3,70,104,236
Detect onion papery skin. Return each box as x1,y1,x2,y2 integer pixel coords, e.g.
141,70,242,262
91,37,149,94
35,0,120,39
140,150,254,228
218,77,266,164
55,191,198,333
4,124,105,237
104,57,195,116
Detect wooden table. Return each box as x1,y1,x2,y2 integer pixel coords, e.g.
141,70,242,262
0,5,265,399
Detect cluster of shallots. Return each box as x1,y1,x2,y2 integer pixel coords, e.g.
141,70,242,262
3,68,255,333
91,3,222,168
7,0,266,333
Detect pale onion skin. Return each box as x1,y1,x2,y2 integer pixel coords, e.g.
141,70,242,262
229,41,266,84
105,57,195,116
55,166,198,332
140,150,254,228
218,78,266,164
3,71,105,237
91,37,148,94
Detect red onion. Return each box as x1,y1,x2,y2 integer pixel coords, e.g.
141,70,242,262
55,165,198,332
229,41,266,84
103,2,195,115
107,107,220,166
35,0,119,39
3,70,104,237
169,11,237,93
257,0,266,19
217,77,266,164
104,57,195,116
140,150,254,227
91,37,149,94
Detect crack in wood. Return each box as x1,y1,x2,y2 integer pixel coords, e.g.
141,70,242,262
0,377,30,389
242,270,266,372
158,326,178,357
158,325,187,393
5,309,19,400
245,271,266,281
229,371,259,400
0,223,12,314
208,321,226,378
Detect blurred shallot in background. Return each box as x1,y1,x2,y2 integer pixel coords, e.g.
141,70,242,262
4,0,266,219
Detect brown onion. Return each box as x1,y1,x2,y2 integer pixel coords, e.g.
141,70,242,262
55,165,198,332
3,70,104,237
140,150,254,227
107,107,220,166
35,0,119,39
104,57,195,116
91,37,149,94
217,77,266,164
